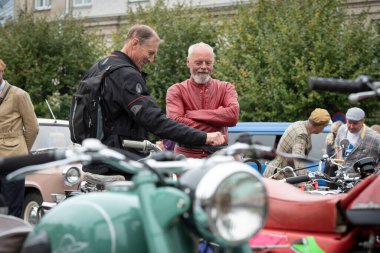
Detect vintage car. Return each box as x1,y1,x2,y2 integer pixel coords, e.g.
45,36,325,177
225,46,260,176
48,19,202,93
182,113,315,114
23,118,81,224
228,122,331,175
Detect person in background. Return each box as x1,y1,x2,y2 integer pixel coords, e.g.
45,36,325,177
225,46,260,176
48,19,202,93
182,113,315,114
82,25,225,177
156,139,175,152
163,139,175,151
324,120,343,177
370,124,380,134
263,108,331,179
0,58,39,218
166,42,239,158
335,107,380,170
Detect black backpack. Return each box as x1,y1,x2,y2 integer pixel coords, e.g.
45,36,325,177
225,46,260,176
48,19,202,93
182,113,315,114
69,64,130,144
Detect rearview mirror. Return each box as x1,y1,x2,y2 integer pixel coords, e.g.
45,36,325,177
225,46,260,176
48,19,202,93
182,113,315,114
340,139,349,149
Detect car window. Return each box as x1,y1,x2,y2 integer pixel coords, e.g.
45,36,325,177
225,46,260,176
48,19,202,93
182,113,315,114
310,133,327,159
229,133,279,148
32,124,74,152
229,132,328,160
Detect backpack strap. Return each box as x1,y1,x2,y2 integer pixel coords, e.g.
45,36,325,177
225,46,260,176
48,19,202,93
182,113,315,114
0,84,12,106
100,64,133,137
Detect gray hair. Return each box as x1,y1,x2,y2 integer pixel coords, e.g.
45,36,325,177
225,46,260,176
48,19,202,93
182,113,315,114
124,24,160,44
187,42,215,60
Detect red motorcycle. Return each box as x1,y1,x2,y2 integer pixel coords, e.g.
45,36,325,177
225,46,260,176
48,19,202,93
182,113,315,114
250,174,379,252
249,75,380,252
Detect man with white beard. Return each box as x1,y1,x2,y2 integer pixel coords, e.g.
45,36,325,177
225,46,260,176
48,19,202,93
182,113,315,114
166,42,240,158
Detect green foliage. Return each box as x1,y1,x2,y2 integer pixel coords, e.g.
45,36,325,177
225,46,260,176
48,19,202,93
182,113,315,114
214,0,380,124
2,0,378,124
0,13,106,119
114,0,222,108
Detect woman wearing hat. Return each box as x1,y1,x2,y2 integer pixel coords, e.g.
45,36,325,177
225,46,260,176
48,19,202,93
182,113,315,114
324,121,343,186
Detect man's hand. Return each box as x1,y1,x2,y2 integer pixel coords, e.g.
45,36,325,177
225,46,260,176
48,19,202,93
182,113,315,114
155,140,164,151
205,132,225,146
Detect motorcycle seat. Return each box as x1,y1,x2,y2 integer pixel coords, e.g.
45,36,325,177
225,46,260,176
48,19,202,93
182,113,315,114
84,172,125,189
262,178,344,233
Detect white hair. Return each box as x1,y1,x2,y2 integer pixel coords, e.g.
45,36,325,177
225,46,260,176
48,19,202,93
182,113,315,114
187,42,215,60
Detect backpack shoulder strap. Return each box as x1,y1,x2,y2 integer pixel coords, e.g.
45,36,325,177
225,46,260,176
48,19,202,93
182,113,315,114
100,63,133,136
105,64,133,74
0,84,12,106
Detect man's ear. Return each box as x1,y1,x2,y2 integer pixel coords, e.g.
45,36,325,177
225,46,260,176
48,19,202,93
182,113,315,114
131,37,140,47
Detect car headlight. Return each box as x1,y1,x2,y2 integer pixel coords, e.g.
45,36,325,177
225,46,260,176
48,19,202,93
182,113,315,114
180,161,268,246
62,166,81,186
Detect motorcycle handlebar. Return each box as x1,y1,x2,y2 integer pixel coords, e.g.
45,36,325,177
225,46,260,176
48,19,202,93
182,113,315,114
122,140,162,152
308,77,370,93
283,174,311,184
0,150,66,176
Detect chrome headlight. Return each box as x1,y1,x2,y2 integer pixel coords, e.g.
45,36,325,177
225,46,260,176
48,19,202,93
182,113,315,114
62,166,81,186
180,161,268,246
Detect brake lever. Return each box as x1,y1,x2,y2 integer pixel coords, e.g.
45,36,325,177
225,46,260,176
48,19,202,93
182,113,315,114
215,142,318,162
276,151,318,163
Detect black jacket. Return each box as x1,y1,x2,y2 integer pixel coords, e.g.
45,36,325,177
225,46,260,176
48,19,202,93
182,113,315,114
88,51,207,149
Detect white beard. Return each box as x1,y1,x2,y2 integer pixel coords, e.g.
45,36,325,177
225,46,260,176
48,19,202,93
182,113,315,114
193,73,211,84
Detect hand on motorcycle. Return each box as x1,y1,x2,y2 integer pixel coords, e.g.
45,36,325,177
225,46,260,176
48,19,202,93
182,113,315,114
205,132,226,146
330,158,345,167
268,166,297,180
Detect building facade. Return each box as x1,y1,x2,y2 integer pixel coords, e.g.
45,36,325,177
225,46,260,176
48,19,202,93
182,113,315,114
0,0,13,23
1,0,379,46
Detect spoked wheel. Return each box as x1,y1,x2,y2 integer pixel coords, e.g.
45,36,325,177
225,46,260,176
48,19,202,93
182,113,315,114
23,192,43,225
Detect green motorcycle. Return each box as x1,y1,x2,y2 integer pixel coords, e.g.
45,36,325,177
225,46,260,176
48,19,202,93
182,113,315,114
4,139,268,253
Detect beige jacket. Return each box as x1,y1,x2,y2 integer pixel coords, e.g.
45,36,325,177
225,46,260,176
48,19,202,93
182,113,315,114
264,121,311,178
0,81,39,157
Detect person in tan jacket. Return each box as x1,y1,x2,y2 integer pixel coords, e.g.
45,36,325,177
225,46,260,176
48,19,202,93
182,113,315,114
0,58,39,218
264,108,331,179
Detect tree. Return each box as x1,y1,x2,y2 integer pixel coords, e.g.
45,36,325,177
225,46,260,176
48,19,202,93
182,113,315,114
113,0,223,108
214,0,380,124
0,12,106,119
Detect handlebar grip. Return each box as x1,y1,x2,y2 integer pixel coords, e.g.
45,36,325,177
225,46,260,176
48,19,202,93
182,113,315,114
285,175,310,184
0,150,65,176
308,77,370,93
122,140,147,151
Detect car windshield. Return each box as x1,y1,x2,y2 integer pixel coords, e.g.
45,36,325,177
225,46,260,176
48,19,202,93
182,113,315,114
32,124,74,152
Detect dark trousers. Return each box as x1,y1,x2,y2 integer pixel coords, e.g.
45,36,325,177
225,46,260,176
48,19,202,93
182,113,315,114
0,176,25,218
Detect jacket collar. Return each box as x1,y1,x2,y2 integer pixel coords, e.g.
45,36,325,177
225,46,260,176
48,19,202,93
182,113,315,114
345,124,366,140
0,80,11,94
0,80,5,94
110,50,148,79
189,77,212,87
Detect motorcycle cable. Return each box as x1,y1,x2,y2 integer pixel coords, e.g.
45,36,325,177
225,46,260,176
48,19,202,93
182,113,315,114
292,164,319,172
137,161,165,186
139,152,181,186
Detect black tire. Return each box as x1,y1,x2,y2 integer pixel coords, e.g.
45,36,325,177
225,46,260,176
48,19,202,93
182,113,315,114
23,192,43,225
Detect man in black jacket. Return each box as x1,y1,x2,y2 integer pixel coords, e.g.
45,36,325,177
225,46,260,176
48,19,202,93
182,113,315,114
83,24,225,176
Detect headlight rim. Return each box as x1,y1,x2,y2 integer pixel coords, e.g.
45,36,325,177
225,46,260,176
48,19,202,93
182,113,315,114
62,166,81,186
192,161,268,246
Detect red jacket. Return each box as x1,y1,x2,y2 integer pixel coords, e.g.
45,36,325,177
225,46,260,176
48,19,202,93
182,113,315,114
166,78,239,158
